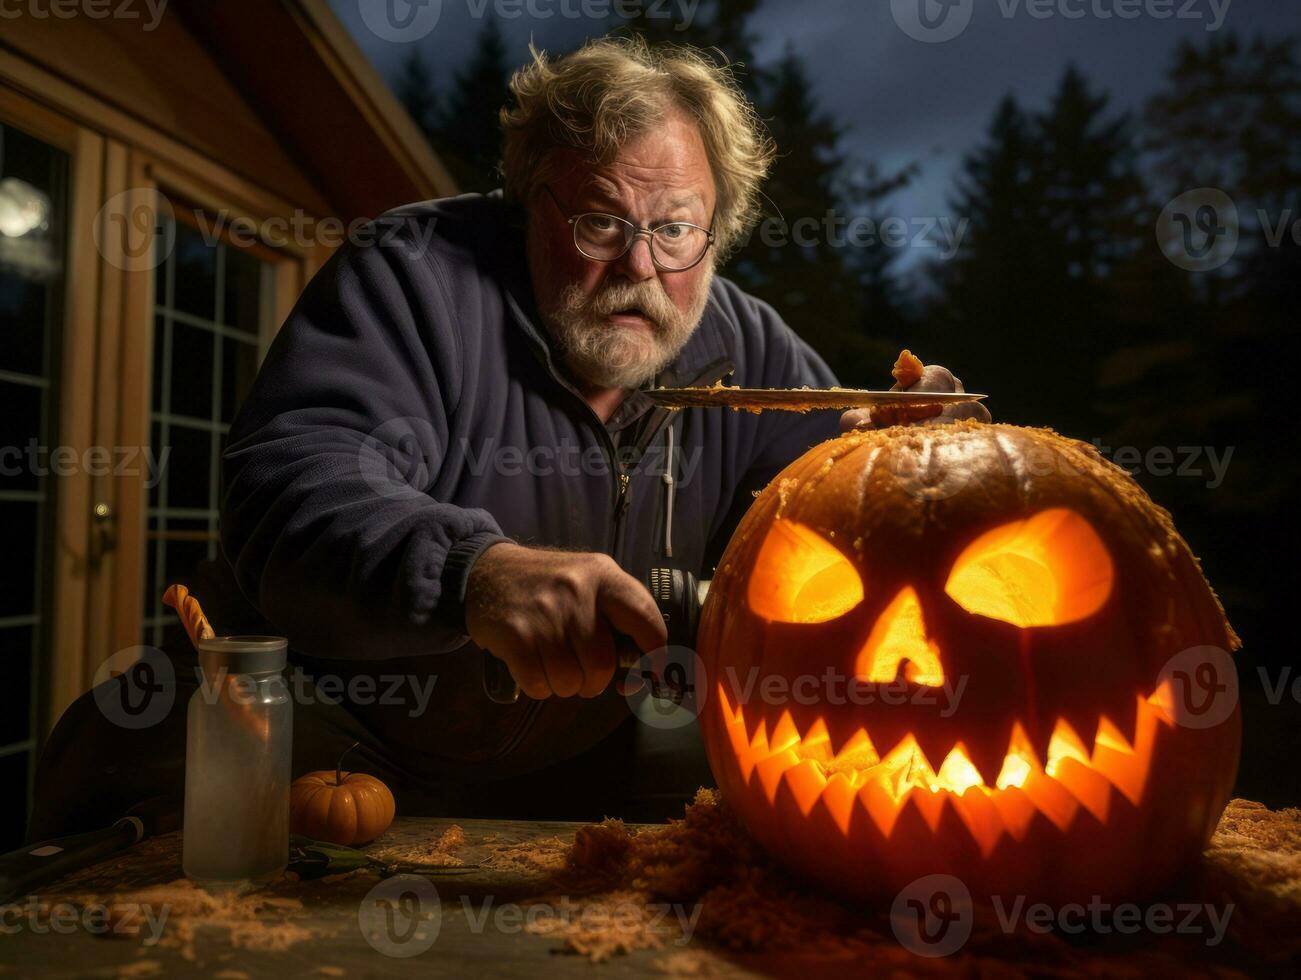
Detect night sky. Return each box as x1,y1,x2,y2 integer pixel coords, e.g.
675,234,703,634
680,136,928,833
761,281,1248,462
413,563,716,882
333,0,1296,272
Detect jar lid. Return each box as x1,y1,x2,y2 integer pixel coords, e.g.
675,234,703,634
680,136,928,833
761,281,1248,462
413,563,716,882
196,635,287,675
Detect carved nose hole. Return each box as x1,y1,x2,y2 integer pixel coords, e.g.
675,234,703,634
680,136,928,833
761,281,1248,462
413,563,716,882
853,587,945,687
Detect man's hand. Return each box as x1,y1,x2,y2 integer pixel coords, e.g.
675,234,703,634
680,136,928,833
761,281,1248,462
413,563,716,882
840,363,992,432
465,542,667,699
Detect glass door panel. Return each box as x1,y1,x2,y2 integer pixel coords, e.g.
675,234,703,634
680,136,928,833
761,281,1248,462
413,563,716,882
0,122,68,849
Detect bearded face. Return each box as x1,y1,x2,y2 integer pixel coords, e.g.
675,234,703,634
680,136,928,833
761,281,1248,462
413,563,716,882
542,270,713,389
525,112,720,391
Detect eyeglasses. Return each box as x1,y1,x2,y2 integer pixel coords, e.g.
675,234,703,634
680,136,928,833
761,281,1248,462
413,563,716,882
544,185,715,272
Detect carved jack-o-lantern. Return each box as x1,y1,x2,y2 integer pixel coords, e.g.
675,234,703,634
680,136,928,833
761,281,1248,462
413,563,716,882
699,423,1240,904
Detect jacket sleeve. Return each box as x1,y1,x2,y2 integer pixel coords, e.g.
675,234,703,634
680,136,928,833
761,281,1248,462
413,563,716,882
221,231,510,660
704,293,843,571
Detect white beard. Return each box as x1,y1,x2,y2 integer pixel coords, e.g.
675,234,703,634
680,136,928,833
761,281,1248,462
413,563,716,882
544,269,713,389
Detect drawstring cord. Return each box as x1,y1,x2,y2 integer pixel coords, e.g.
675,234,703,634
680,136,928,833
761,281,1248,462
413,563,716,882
662,421,675,558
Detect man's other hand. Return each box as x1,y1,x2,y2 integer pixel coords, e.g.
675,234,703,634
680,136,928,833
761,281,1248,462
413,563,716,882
840,363,992,432
465,543,667,699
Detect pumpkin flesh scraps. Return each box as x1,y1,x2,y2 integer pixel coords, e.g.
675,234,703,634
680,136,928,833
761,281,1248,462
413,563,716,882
718,679,1177,857
891,349,925,389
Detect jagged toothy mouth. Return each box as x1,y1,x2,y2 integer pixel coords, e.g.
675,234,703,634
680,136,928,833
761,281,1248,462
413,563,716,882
717,679,1178,856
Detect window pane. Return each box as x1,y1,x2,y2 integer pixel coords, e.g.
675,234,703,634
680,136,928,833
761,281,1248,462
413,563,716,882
169,320,216,421
0,751,29,850
148,420,164,511
221,336,259,424
158,423,212,511
166,535,212,586
0,503,39,621
0,626,34,747
0,123,65,850
0,276,46,376
155,238,167,307
143,516,212,624
152,314,167,413
1,124,62,191
143,514,216,649
146,204,273,645
223,245,262,333
170,223,217,320
0,381,43,494
143,523,158,619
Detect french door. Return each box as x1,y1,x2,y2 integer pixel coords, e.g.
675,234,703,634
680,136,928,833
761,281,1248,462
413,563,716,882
0,120,69,848
0,86,314,849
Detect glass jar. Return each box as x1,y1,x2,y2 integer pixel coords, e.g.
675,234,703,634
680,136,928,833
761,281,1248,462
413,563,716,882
183,636,292,891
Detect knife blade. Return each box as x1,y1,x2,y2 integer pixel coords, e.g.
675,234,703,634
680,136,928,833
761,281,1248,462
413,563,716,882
642,387,987,412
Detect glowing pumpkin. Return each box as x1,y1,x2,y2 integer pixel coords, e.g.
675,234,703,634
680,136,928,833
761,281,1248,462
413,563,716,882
699,423,1240,904
290,743,396,846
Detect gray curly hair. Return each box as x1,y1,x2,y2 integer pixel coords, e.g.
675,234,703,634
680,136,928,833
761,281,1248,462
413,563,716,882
499,36,774,261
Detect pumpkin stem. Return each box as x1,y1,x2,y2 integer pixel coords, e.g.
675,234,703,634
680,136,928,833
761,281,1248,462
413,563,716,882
337,740,361,786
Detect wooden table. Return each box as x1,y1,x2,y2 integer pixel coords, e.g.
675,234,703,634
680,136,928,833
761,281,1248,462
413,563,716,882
0,817,758,979
0,812,681,973
5,803,1300,978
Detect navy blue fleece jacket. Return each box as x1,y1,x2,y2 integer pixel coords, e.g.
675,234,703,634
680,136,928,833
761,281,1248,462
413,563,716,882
220,192,841,776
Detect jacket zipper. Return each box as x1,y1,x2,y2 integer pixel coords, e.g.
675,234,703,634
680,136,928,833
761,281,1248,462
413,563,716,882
608,357,734,568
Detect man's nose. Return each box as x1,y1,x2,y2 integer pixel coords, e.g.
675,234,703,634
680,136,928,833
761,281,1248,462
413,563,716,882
613,234,658,282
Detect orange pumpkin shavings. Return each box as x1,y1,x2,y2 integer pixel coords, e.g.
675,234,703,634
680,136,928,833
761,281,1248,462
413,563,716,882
368,824,467,867
891,348,925,388
526,792,1301,972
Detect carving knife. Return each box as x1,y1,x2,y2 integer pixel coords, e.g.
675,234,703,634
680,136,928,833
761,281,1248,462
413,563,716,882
642,386,986,412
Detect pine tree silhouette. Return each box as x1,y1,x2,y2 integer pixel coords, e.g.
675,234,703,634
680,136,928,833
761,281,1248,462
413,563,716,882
1040,65,1144,282
1130,32,1301,808
844,159,921,352
393,48,438,138
435,18,512,192
929,71,1143,432
928,95,1055,423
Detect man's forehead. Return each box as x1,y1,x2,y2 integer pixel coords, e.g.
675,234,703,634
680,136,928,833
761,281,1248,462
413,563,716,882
582,173,704,209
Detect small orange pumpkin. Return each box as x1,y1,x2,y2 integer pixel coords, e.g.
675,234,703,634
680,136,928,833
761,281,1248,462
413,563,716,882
290,742,396,846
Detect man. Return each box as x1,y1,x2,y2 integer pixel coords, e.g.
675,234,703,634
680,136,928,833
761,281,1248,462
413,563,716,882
30,37,984,836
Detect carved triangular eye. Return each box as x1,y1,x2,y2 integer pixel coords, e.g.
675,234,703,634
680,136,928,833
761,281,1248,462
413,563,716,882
943,508,1114,627
748,520,864,623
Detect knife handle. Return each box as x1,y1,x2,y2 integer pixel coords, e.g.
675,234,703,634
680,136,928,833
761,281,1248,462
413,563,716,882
0,795,180,904
0,824,136,905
